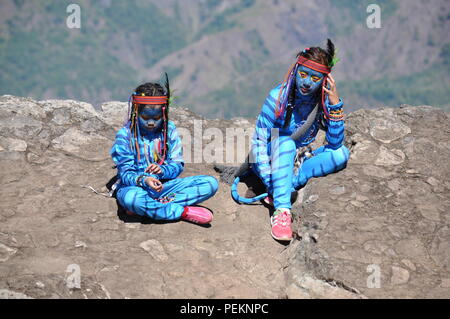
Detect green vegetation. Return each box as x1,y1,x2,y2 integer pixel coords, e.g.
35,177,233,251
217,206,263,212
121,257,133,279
189,64,285,118
232,30,270,75
162,66,184,82
195,0,256,39
0,0,188,105
339,45,450,110
1,0,448,118
441,43,450,65
0,0,259,107
100,1,187,67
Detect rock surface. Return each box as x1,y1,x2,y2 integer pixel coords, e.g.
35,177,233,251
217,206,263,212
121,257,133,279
286,106,450,299
0,95,449,299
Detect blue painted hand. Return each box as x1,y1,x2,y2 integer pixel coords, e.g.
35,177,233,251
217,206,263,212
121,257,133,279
323,74,340,106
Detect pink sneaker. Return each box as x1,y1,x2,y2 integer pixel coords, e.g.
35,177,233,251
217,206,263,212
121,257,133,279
181,206,213,225
263,196,274,206
270,209,293,241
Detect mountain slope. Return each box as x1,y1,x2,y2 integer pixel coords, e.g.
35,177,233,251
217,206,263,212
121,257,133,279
0,0,449,118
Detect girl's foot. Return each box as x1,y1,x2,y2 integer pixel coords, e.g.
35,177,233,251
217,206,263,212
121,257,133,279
263,196,274,206
181,206,213,225
271,208,293,241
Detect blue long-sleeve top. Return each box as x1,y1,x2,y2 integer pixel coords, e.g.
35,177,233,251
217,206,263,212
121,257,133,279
110,120,184,188
251,84,345,189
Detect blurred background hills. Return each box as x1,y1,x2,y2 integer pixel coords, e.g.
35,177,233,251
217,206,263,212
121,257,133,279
1,0,449,118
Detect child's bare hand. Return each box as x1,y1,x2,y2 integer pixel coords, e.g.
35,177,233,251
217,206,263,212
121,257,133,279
145,177,163,192
145,164,162,174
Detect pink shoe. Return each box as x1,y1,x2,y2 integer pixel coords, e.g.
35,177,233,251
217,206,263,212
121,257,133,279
264,196,274,206
181,206,213,225
270,209,293,241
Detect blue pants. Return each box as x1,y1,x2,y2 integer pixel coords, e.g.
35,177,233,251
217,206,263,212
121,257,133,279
253,136,349,209
116,175,219,221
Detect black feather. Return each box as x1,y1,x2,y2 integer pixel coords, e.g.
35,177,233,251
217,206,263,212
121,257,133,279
326,39,335,66
163,72,170,104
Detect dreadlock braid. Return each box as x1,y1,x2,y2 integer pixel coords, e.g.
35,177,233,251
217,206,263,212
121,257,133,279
161,73,171,164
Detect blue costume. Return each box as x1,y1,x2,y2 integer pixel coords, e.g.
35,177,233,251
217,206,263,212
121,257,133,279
251,84,350,210
110,114,218,221
229,41,348,241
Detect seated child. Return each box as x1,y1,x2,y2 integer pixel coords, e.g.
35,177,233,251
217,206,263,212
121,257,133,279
251,39,350,241
110,77,218,224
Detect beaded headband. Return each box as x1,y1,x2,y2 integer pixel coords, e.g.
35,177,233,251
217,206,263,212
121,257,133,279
132,95,168,105
297,56,331,74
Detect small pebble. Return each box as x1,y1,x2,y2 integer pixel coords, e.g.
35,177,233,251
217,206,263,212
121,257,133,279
36,281,45,289
75,240,87,248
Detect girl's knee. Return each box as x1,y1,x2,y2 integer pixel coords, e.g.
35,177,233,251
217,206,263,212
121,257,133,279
203,175,219,194
118,187,141,210
333,146,350,168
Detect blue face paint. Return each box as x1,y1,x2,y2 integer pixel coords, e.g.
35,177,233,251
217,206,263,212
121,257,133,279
295,65,324,97
138,106,164,134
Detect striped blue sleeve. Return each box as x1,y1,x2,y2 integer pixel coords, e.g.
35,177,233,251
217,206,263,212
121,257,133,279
325,98,345,149
158,122,184,180
251,90,279,190
110,127,156,186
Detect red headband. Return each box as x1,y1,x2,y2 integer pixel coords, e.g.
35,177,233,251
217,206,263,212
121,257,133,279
297,56,331,74
132,95,168,105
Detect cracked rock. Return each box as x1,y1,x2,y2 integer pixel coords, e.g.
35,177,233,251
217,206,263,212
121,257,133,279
0,243,18,262
139,239,168,262
391,266,410,285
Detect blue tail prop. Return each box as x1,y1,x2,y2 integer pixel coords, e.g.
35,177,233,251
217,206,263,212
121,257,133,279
231,173,268,205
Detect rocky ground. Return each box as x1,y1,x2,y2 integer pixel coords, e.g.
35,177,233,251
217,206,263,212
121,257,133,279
0,95,449,299
285,106,450,299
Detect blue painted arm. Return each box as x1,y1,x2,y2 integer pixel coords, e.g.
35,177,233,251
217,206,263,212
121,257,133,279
325,98,345,150
110,127,157,187
157,122,184,180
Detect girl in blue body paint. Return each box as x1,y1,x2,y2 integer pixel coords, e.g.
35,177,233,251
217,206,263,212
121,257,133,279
110,80,218,225
250,39,350,241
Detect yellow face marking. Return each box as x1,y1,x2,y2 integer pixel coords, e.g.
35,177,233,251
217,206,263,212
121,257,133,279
298,71,308,79
298,70,322,82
